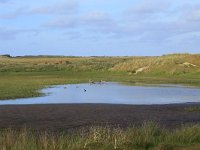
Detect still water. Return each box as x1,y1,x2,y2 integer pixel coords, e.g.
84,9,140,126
0,82,200,105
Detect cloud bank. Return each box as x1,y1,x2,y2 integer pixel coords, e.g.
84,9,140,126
0,0,200,56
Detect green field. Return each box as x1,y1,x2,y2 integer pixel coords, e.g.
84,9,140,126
0,53,200,100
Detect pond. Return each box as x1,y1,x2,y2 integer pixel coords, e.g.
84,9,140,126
0,82,200,105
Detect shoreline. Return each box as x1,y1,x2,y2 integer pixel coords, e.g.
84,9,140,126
1,101,200,106
0,103,199,131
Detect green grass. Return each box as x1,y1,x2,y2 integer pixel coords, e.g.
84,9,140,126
0,122,200,150
1,70,200,100
0,71,126,100
185,107,200,112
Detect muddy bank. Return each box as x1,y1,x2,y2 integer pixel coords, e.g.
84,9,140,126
0,104,199,131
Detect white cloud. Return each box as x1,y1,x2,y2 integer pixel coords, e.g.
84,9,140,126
63,31,82,40
30,1,78,15
0,0,78,19
79,12,122,37
44,16,77,28
1,0,200,45
0,6,28,19
81,11,116,28
0,0,9,3
131,0,170,14
0,27,38,40
44,11,117,32
183,5,200,22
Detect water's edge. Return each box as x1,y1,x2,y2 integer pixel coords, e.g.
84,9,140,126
1,82,200,105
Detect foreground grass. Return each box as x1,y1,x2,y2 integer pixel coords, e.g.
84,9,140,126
0,123,200,150
185,106,200,112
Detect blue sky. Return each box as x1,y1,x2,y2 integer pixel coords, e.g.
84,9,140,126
0,0,200,56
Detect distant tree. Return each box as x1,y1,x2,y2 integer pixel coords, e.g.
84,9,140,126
1,54,12,58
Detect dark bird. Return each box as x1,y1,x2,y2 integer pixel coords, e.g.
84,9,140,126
84,89,87,92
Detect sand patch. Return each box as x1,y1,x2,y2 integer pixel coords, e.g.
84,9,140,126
181,62,198,67
134,66,149,74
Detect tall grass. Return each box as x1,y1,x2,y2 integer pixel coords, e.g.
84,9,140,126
0,56,130,72
0,122,200,150
111,54,200,76
185,106,200,112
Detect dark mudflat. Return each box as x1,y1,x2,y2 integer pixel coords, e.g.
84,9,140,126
0,104,200,131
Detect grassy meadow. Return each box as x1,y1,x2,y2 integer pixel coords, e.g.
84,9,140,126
0,53,200,100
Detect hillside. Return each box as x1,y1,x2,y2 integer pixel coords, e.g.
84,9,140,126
0,53,199,77
111,54,200,76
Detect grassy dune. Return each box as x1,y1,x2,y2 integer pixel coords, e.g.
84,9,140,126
0,56,131,72
1,54,200,74
0,54,200,100
111,54,200,76
1,122,200,150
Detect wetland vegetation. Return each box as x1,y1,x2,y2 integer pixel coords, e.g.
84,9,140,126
1,122,200,150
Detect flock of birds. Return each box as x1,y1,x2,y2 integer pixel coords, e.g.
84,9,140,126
64,80,106,92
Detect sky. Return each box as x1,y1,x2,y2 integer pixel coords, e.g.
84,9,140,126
0,0,200,56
